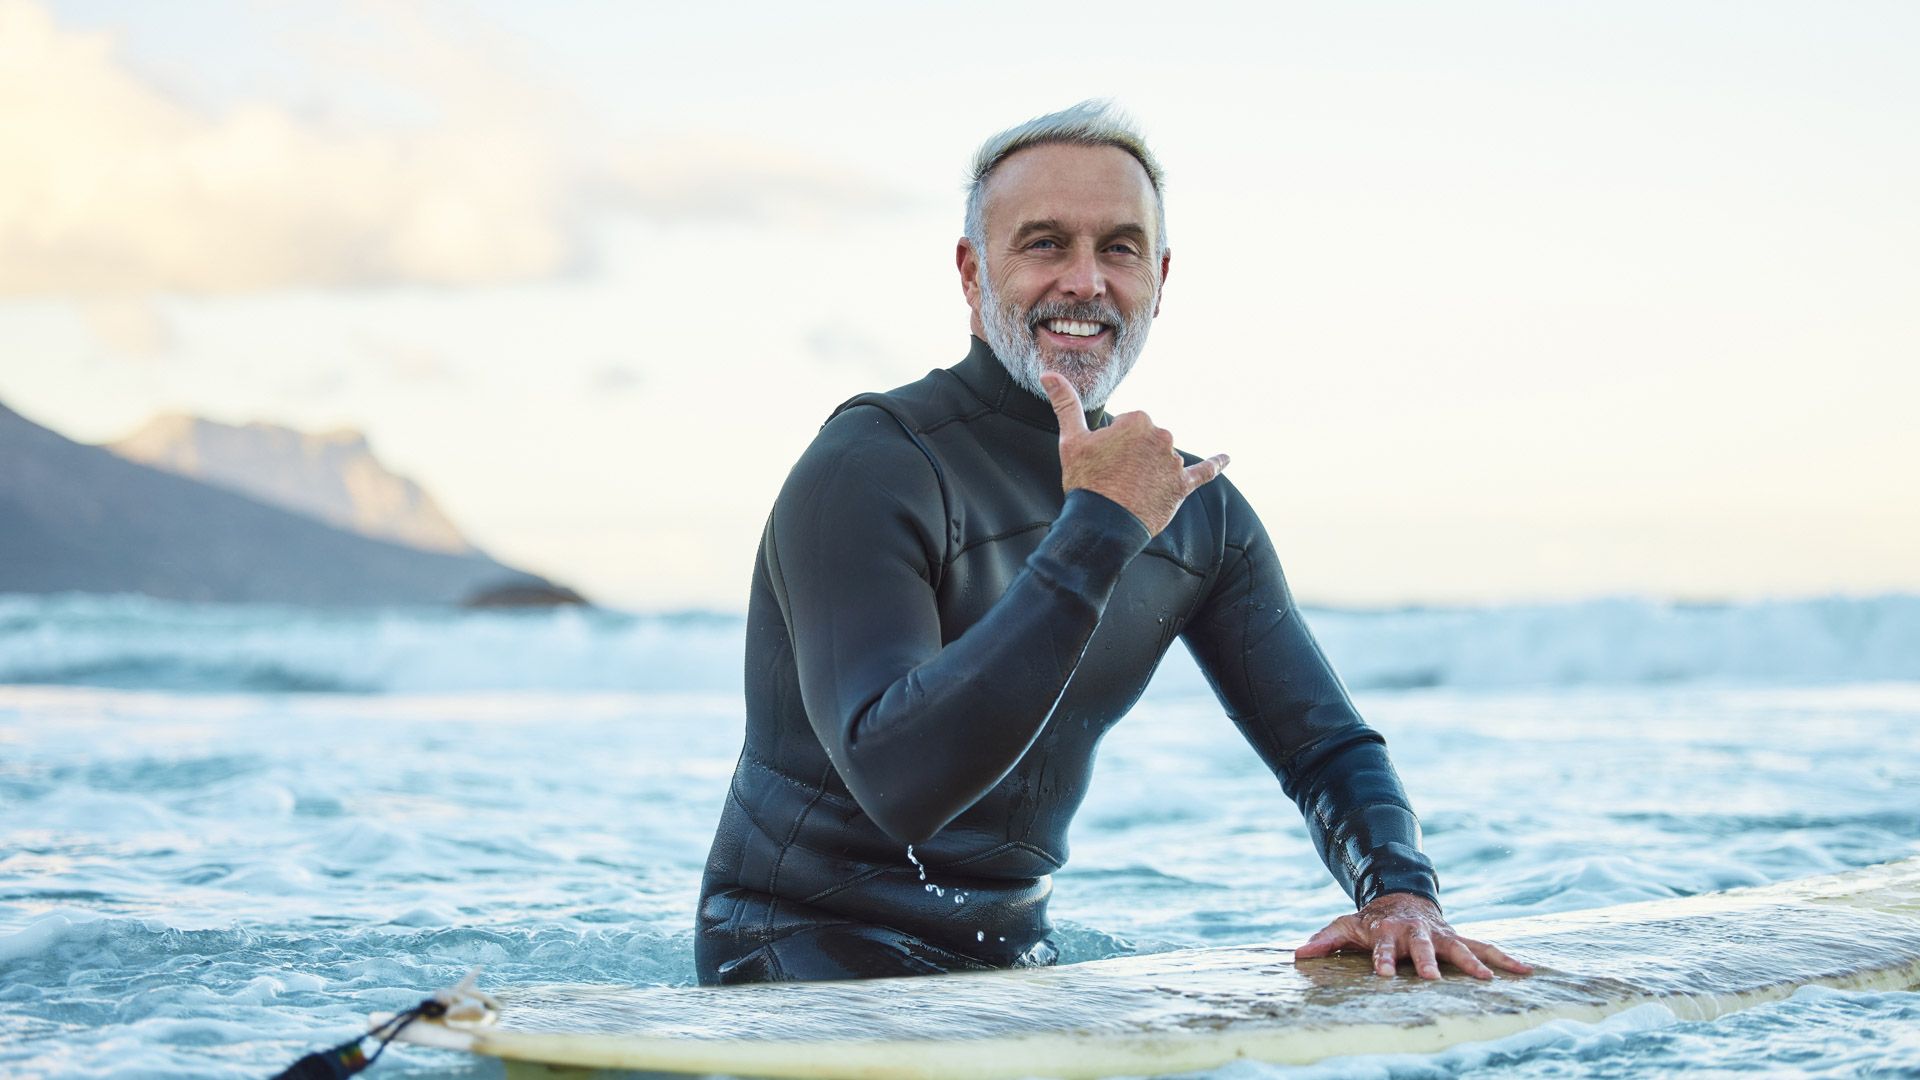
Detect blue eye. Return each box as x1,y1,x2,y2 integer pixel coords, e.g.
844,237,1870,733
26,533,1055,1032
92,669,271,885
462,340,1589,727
1028,238,1059,250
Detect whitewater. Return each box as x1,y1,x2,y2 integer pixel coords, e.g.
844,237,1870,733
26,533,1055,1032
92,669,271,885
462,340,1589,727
2,593,1918,1077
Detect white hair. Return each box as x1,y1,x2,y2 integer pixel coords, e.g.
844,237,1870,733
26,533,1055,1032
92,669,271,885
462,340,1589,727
963,99,1168,257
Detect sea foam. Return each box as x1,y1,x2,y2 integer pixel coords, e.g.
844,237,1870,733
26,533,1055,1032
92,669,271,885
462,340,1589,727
1,592,1916,695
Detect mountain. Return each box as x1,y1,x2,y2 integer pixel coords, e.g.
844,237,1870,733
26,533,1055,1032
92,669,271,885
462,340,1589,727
108,414,474,555
0,399,563,606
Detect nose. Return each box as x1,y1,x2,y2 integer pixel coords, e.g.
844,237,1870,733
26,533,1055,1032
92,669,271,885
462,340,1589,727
1055,243,1106,301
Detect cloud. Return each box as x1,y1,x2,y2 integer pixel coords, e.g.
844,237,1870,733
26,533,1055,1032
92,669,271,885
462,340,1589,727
79,297,174,356
592,137,913,226
0,1,907,298
0,0,569,295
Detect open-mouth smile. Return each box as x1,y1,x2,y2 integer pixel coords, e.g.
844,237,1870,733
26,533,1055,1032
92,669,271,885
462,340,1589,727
1035,318,1110,346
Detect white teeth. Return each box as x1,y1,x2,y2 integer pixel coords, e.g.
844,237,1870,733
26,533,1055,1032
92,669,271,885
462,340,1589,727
1044,319,1103,337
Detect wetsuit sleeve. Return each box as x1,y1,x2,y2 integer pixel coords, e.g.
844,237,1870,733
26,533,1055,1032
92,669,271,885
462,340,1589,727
768,406,1150,846
1179,479,1441,910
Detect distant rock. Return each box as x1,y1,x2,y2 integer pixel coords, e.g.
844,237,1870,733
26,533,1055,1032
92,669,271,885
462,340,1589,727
0,398,577,607
462,582,591,609
108,413,474,555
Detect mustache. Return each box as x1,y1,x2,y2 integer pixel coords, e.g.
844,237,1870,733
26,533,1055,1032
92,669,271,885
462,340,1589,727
1025,299,1123,330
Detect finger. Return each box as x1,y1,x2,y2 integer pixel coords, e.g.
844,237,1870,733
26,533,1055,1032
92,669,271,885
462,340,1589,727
1181,453,1230,492
1409,931,1441,981
1039,372,1090,437
1468,938,1532,975
1372,938,1398,978
1439,936,1495,980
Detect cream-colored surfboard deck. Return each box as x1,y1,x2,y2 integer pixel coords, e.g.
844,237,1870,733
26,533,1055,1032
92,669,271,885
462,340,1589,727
390,858,1920,1079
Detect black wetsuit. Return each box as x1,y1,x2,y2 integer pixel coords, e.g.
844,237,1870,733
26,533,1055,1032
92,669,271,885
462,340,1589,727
696,337,1439,985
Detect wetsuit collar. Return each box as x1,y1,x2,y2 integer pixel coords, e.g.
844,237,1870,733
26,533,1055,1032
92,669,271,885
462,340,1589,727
953,336,1109,432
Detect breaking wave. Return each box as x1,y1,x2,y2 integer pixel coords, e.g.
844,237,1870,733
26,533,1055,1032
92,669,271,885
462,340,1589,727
1,592,1915,694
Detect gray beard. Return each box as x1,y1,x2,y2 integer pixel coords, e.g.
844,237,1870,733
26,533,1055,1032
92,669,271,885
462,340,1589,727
978,264,1153,412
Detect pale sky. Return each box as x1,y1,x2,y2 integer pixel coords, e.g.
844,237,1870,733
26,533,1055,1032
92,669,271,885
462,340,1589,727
2,0,1916,609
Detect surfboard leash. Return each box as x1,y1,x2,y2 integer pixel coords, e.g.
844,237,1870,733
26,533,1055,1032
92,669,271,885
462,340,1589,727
269,968,496,1079
267,1003,429,1080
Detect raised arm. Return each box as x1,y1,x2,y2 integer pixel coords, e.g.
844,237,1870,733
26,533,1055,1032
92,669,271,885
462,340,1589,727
772,373,1226,847
771,405,1145,846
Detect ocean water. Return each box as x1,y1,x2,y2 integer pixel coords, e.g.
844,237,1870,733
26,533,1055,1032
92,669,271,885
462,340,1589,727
1,593,1918,1078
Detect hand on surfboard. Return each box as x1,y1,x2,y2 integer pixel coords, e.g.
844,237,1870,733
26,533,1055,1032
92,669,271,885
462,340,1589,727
1042,371,1228,538
1295,893,1532,980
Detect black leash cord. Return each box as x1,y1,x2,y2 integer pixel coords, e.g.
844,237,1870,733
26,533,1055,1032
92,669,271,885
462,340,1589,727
270,997,448,1079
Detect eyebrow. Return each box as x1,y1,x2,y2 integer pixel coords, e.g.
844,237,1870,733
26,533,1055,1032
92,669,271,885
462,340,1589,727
1009,219,1152,245
1010,219,1065,243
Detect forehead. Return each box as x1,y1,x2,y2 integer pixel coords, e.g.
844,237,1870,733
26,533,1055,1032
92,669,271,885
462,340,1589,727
979,142,1158,237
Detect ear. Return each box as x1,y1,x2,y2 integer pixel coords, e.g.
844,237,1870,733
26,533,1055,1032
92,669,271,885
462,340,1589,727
958,238,986,336
1152,247,1172,318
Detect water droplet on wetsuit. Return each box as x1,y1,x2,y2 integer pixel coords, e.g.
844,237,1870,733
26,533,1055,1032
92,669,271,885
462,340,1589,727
907,846,962,905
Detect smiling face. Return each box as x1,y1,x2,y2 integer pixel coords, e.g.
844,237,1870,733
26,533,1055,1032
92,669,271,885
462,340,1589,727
959,142,1170,410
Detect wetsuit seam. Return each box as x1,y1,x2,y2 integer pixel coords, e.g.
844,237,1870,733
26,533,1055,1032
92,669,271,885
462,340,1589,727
950,521,1051,561
934,366,1002,418
738,750,859,810
763,918,787,979
1170,551,1212,632
799,866,889,905
1013,749,1048,848
1256,608,1301,725
1284,726,1383,788
941,841,1016,867
944,365,1074,437
730,771,884,869
827,398,955,583
765,764,838,897
921,405,998,430
997,410,1069,436
732,757,916,867
727,775,795,853
1227,540,1263,718
951,522,1197,572
1138,547,1208,578
945,839,1064,870
1020,558,1107,619
919,403,995,434
1012,840,1064,868
1196,489,1231,620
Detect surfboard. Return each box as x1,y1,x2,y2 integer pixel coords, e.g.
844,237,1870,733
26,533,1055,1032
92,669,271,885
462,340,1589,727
386,857,1920,1079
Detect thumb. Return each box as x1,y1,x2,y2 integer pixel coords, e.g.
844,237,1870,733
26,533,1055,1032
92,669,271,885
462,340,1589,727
1295,917,1361,959
1040,372,1090,437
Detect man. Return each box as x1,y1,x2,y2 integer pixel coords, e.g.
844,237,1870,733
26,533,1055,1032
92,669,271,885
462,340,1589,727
696,101,1527,986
